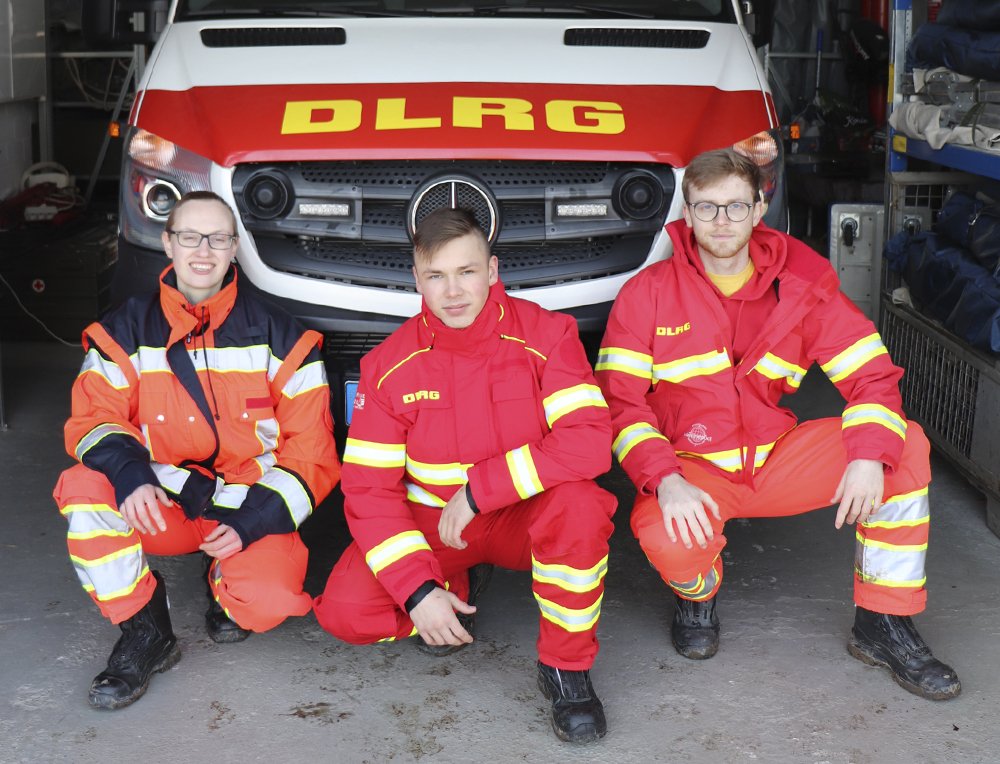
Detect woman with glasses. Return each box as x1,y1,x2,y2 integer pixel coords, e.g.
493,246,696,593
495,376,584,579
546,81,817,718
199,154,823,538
596,149,960,702
54,191,341,710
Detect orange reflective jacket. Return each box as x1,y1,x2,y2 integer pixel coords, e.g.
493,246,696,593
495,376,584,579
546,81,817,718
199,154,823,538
64,266,340,549
597,221,907,494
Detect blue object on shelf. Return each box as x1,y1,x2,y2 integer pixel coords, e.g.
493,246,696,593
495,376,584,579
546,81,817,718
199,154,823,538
890,132,1000,183
344,380,358,427
906,22,1000,81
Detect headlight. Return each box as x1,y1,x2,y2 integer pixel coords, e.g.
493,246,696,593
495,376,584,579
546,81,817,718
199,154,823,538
120,127,213,249
733,127,786,230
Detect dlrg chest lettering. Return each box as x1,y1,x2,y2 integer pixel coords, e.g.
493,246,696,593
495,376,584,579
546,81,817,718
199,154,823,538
657,323,691,337
402,390,440,404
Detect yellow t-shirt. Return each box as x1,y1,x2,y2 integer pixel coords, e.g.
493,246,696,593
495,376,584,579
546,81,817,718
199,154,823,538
706,259,754,297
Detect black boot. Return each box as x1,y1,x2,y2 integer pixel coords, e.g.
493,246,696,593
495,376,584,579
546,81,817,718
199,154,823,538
848,606,961,700
203,554,251,644
672,594,720,660
536,662,607,743
88,570,181,710
417,563,494,657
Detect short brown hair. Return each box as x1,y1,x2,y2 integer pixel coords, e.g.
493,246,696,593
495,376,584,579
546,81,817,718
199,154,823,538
682,148,763,203
412,207,489,264
165,190,238,236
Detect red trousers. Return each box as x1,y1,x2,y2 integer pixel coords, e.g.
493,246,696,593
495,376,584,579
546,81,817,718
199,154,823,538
314,480,617,671
53,464,313,631
632,418,932,616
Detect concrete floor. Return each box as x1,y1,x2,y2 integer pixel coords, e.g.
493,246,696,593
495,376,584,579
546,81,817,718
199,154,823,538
1,341,998,764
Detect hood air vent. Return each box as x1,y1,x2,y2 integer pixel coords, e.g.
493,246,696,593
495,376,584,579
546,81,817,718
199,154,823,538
564,28,709,48
200,27,346,47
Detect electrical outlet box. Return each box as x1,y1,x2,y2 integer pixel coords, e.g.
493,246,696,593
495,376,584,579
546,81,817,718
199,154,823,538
829,203,885,320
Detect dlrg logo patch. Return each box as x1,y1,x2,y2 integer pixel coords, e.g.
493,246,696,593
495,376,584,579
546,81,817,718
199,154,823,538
403,390,440,404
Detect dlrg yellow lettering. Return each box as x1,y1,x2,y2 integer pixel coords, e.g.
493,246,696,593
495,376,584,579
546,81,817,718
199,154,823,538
402,390,440,404
656,323,691,336
281,100,363,134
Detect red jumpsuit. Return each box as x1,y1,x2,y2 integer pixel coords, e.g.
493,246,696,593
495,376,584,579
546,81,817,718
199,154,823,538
314,281,617,670
54,267,340,632
597,221,930,616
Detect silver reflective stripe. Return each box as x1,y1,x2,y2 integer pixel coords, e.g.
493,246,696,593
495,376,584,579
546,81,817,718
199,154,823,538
253,451,278,475
755,354,805,387
669,563,718,598
653,350,730,382
213,481,250,510
257,467,312,526
70,544,149,602
268,353,283,382
64,504,132,538
80,349,130,389
612,423,664,462
533,593,603,632
150,462,190,495
75,423,135,461
823,335,885,381
595,349,653,377
855,545,926,586
254,418,279,453
405,457,468,485
189,345,271,374
866,490,929,527
531,555,607,593
282,360,328,398
404,481,446,507
132,346,170,373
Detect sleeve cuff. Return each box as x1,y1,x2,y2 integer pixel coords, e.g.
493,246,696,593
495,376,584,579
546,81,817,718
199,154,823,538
466,483,480,514
112,461,159,508
404,579,439,614
222,516,254,551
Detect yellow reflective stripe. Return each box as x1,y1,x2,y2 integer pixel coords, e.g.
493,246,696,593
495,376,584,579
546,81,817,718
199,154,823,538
404,482,447,508
821,333,888,383
82,564,151,601
653,349,730,383
60,503,116,514
884,486,929,504
506,445,544,500
533,592,603,633
595,347,654,379
67,528,136,540
542,384,608,427
281,360,328,399
754,352,807,388
531,554,608,593
344,438,406,468
405,457,471,486
855,535,928,553
378,626,419,643
855,572,927,588
365,531,432,576
612,422,668,462
676,447,743,472
75,423,135,461
79,348,130,389
377,347,432,389
842,404,907,439
753,441,777,471
69,543,143,568
864,516,929,530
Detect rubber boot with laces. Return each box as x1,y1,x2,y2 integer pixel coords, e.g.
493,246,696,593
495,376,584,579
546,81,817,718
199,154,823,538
848,606,961,700
672,593,720,659
536,661,607,743
417,563,494,656
88,570,181,710
203,554,251,643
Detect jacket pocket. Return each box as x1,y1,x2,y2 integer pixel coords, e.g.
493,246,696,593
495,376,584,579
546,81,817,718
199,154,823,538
237,392,276,423
492,372,544,446
139,392,169,426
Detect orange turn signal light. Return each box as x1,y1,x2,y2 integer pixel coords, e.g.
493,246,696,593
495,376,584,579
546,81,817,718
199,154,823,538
109,121,121,138
790,124,801,140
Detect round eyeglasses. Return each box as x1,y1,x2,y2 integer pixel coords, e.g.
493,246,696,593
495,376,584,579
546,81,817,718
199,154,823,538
687,201,754,223
167,230,237,250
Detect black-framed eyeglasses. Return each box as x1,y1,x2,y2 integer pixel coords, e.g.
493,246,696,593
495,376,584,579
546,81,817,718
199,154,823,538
687,201,755,223
167,230,237,250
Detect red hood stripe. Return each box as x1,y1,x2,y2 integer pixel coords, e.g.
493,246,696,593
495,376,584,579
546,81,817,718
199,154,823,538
134,82,771,168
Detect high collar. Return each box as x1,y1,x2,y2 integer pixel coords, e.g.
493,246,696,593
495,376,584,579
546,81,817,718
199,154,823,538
158,265,238,347
667,220,788,300
418,279,509,355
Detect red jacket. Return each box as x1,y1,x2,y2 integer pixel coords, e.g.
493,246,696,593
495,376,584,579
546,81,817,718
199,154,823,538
64,266,340,549
342,280,612,607
597,220,907,495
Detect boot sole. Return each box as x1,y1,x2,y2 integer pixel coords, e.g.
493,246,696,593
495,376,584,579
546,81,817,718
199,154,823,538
847,634,961,701
672,640,719,660
415,640,468,657
536,673,607,744
88,642,182,710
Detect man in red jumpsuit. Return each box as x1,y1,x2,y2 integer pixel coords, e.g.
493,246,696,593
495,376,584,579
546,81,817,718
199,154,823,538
597,149,960,700
54,191,340,709
314,208,617,742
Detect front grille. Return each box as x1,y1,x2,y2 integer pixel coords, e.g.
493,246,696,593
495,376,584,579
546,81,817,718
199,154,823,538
200,27,346,47
321,332,391,361
234,160,673,291
298,161,610,188
564,28,710,48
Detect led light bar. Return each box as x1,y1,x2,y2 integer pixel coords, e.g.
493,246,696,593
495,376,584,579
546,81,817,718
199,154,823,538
556,203,608,217
299,203,350,217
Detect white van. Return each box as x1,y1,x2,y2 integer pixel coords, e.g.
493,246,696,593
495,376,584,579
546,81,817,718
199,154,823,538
90,0,782,425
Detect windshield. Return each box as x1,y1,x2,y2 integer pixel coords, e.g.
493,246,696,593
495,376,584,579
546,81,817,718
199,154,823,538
176,0,733,22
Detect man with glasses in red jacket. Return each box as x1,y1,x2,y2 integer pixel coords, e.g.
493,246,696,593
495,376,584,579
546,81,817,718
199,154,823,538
314,207,617,742
596,149,960,701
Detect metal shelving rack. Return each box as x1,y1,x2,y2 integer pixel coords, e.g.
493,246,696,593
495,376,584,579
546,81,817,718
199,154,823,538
881,0,1000,536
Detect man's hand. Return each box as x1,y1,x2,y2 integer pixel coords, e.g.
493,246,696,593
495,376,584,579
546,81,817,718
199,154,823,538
200,524,244,560
656,473,721,550
120,484,172,535
832,459,885,529
438,488,476,550
409,587,476,646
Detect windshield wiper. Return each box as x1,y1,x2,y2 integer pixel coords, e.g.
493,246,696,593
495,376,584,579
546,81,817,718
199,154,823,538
421,4,654,18
184,6,411,18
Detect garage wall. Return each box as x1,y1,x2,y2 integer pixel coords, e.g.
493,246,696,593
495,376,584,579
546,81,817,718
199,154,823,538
0,0,46,200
